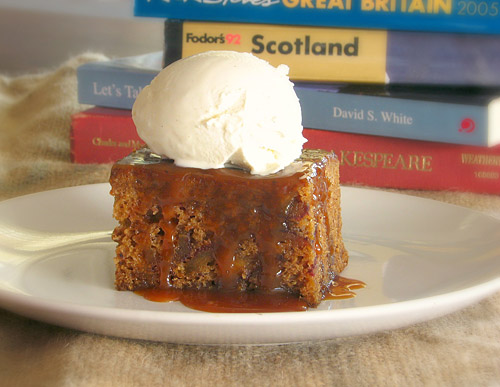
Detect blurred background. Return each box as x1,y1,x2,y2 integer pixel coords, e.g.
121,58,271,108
0,0,163,75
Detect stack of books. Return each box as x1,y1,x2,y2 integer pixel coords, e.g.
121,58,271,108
72,0,500,195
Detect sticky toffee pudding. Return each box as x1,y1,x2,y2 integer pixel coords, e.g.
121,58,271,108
110,148,357,311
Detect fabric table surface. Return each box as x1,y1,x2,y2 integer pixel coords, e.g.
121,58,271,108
0,54,499,387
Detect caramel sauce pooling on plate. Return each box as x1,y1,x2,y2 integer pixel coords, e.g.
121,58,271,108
136,276,365,313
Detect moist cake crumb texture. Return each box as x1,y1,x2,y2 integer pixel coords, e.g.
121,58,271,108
110,148,348,307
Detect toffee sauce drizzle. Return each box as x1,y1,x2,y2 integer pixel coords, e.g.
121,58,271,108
152,163,295,292
118,151,365,313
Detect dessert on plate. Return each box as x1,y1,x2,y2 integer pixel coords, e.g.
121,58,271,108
109,51,352,311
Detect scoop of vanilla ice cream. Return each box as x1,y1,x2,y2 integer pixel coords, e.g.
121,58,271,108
132,51,306,175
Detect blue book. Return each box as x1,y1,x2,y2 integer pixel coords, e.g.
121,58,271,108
77,52,161,110
162,20,500,85
135,0,500,35
297,84,500,147
77,53,500,146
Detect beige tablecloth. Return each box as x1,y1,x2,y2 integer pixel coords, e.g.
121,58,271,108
1,55,499,386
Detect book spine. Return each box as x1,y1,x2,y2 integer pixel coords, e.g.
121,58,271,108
77,65,156,110
135,0,500,35
70,109,145,164
303,128,500,195
164,20,500,86
296,85,493,146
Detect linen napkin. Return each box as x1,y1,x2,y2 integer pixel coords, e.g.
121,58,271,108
0,53,111,201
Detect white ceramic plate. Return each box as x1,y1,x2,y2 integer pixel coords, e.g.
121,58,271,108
0,184,499,345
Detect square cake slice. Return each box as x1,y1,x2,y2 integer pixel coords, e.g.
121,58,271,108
109,148,348,307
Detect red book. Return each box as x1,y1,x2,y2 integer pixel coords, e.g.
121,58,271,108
70,107,144,164
304,128,500,195
71,107,500,194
